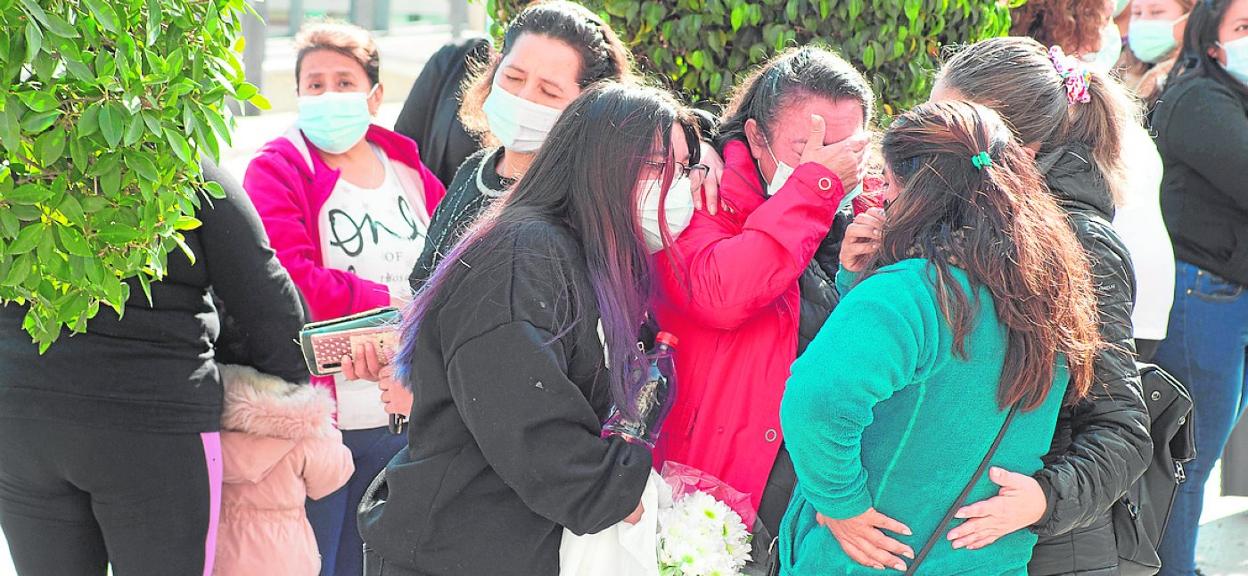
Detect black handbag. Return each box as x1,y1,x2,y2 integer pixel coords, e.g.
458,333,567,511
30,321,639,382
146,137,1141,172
1113,363,1196,576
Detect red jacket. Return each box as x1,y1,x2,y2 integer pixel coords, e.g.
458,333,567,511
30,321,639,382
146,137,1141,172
652,140,845,513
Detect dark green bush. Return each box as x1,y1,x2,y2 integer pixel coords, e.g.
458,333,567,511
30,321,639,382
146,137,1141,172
485,0,1015,117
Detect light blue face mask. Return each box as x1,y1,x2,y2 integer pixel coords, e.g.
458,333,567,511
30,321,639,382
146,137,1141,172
1129,19,1180,64
1220,36,1248,85
297,85,377,154
1083,24,1125,72
1115,0,1131,17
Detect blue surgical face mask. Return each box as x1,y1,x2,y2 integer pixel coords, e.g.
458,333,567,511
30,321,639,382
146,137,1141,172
1115,0,1130,17
1220,36,1248,85
297,85,377,154
1129,19,1181,64
1083,24,1125,72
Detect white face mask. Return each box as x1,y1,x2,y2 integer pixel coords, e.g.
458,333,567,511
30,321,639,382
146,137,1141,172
1220,36,1248,86
637,176,696,253
482,83,564,153
764,140,795,197
1083,24,1125,73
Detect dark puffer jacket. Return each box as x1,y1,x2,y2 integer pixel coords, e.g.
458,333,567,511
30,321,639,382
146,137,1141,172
1028,144,1154,575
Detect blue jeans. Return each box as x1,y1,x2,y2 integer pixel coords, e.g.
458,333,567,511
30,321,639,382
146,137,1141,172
307,426,407,576
1154,260,1248,576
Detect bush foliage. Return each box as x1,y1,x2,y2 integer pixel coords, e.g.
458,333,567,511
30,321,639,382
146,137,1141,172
486,0,1015,116
0,0,267,350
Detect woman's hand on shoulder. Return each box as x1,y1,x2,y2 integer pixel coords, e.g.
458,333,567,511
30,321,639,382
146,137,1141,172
695,140,725,216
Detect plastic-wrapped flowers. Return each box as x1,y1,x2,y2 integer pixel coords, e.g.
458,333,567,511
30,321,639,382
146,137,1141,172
657,489,752,576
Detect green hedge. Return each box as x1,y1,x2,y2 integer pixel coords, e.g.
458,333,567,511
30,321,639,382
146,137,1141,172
0,0,267,349
485,0,1015,117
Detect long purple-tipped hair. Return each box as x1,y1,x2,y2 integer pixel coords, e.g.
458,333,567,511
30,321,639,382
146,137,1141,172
394,82,701,419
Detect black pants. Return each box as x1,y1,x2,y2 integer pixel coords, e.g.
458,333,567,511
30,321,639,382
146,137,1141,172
0,417,219,576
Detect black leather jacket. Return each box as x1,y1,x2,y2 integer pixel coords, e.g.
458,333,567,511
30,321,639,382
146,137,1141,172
1028,145,1154,575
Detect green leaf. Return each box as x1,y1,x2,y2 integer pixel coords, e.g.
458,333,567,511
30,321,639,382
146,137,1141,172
234,82,258,101
730,3,746,31
34,129,66,166
57,226,93,257
19,91,58,113
172,232,195,265
200,105,232,146
97,223,142,245
5,183,54,205
98,102,125,148
20,110,60,133
57,195,85,227
0,210,20,238
78,103,102,138
123,113,145,146
2,254,33,287
202,180,226,200
83,0,122,34
124,153,158,182
145,0,163,46
164,128,192,165
23,21,42,63
8,223,44,254
247,92,271,111
173,215,201,231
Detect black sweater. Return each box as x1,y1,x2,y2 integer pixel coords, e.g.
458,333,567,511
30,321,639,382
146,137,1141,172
0,162,308,434
408,147,512,293
362,219,651,575
393,36,491,187
1153,75,1248,285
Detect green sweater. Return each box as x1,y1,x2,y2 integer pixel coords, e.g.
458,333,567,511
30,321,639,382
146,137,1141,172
779,259,1068,575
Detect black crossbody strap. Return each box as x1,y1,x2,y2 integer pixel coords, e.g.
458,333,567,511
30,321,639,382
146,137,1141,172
904,402,1022,575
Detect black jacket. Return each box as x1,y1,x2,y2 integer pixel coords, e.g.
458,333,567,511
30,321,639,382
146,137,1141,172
1152,75,1248,286
408,147,511,293
0,162,308,433
363,219,652,575
1028,145,1154,575
394,36,492,187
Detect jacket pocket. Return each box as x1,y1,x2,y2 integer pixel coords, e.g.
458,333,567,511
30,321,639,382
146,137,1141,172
358,447,461,568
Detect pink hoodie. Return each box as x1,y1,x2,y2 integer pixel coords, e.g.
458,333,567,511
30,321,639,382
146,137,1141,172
214,365,354,576
243,125,447,323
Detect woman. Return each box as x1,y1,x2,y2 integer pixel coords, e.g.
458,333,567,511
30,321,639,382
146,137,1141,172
242,21,445,576
1151,0,1248,573
0,162,308,575
650,46,871,539
1121,0,1195,105
1013,0,1176,358
912,37,1151,575
358,83,701,575
405,1,634,292
781,100,1101,575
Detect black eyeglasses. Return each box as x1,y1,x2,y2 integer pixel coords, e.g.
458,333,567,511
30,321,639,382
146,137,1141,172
643,160,710,183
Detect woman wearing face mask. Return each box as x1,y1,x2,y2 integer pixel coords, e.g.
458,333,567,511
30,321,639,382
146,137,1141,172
404,1,634,292
242,21,446,576
649,47,871,545
780,99,1101,576
1150,0,1248,573
358,83,699,576
1013,0,1176,359
835,38,1150,576
1121,0,1196,104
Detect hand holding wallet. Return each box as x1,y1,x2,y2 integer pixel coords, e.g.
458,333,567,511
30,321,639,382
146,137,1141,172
298,307,402,377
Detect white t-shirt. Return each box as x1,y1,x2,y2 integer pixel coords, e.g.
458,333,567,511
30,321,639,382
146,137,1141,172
318,144,428,429
1112,124,1175,341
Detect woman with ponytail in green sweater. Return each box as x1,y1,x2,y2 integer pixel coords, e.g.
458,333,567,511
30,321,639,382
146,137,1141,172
778,101,1104,575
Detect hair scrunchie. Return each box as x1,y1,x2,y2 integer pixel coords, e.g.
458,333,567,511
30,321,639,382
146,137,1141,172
1048,46,1092,104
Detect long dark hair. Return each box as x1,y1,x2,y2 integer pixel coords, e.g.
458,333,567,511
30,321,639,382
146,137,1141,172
397,83,700,416
870,101,1101,409
459,1,634,141
938,37,1138,206
1166,0,1248,97
717,45,875,147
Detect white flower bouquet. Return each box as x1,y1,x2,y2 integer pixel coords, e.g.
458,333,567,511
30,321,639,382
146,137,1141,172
657,465,753,576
